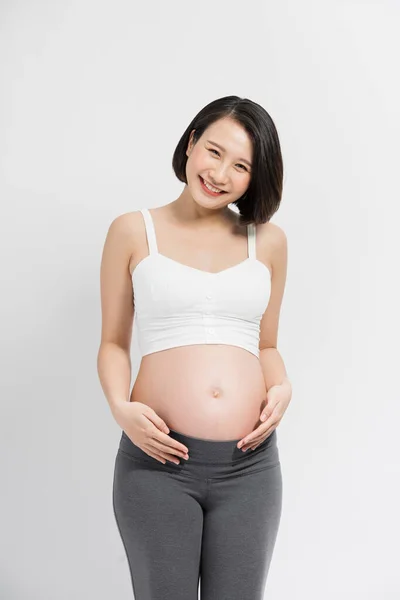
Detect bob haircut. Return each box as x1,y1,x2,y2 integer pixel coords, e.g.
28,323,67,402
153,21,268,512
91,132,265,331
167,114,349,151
172,95,284,225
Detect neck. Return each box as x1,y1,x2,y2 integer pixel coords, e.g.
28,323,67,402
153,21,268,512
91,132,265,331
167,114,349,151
169,195,238,230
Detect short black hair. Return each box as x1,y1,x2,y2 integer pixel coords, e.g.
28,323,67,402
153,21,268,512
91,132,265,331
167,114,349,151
172,95,284,225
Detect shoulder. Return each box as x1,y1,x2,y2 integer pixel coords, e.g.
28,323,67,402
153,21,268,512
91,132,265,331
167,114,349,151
256,221,287,272
257,220,287,247
107,210,144,237
105,210,149,275
103,211,146,265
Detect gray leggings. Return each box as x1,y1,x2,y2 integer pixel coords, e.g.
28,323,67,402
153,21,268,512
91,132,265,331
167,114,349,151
113,427,283,600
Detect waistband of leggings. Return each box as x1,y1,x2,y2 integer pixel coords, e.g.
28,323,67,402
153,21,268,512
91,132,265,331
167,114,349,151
148,427,275,463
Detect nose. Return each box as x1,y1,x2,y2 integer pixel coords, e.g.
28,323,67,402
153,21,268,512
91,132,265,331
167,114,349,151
209,164,229,187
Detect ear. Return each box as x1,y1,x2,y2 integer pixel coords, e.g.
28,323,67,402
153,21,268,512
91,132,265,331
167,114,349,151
186,129,196,157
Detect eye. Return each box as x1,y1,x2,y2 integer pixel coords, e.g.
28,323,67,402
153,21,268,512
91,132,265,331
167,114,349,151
208,148,249,172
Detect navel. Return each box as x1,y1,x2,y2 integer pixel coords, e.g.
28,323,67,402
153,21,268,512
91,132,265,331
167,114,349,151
210,387,222,398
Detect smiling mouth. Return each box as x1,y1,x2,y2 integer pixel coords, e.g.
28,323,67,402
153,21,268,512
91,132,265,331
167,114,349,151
199,175,227,195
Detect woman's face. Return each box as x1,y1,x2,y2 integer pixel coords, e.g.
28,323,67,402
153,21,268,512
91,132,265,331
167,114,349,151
185,117,253,210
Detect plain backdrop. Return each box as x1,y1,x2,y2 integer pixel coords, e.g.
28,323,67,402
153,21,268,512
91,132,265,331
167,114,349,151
1,1,399,599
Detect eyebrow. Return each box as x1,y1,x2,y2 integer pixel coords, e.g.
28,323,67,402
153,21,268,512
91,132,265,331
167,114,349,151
206,139,252,167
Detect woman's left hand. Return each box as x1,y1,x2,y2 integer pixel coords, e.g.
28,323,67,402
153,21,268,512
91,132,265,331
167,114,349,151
237,380,292,452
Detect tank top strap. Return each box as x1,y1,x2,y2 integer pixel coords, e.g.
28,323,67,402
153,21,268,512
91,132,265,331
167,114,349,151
140,208,159,254
247,222,256,259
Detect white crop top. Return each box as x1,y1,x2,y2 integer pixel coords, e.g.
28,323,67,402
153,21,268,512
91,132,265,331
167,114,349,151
132,208,271,359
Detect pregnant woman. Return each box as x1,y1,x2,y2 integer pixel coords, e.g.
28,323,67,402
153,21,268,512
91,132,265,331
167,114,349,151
97,95,292,600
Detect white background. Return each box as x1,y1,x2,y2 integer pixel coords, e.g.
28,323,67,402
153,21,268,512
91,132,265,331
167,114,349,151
1,1,399,598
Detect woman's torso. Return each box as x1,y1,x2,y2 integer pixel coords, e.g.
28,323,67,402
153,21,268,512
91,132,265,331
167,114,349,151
128,204,273,440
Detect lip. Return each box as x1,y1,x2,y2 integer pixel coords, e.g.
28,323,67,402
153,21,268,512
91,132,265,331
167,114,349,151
199,175,227,196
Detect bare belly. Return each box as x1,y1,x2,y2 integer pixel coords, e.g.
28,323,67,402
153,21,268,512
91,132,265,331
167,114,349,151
129,345,268,440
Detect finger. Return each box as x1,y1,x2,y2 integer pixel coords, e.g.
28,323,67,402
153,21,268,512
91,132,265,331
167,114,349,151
241,426,277,451
249,432,273,451
245,417,280,446
251,439,265,451
240,438,261,451
159,450,181,465
238,425,267,447
149,435,188,456
144,447,166,464
144,444,182,465
150,438,188,458
151,431,189,454
258,412,278,432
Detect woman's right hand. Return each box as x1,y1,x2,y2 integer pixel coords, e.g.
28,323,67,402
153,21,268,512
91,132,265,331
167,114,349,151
112,401,189,465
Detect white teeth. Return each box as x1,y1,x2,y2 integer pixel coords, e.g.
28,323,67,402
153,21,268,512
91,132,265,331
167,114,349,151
202,178,222,193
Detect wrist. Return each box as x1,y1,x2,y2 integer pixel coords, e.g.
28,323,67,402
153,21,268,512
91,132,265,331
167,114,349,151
110,398,128,415
280,376,291,388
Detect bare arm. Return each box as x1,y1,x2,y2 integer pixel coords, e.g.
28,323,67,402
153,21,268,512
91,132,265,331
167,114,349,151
96,212,191,464
97,213,135,419
258,223,291,391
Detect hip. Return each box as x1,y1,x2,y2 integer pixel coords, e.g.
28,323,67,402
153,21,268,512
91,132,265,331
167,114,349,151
116,426,280,482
